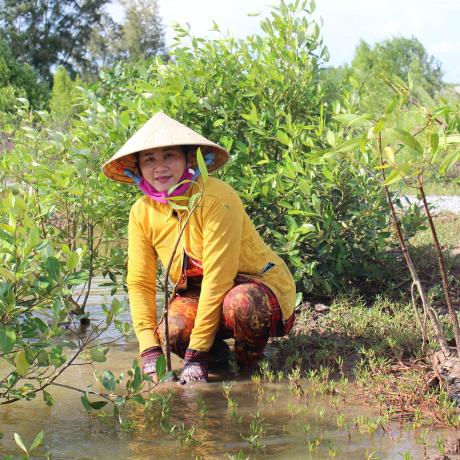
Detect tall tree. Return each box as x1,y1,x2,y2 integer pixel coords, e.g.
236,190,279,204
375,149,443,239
87,0,165,67
0,35,48,113
0,0,109,81
347,37,444,113
120,0,165,61
49,66,81,128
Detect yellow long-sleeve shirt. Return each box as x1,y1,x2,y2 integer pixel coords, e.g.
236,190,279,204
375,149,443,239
127,176,296,353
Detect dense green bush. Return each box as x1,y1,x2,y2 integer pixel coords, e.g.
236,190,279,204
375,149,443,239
1,99,131,313
80,1,394,295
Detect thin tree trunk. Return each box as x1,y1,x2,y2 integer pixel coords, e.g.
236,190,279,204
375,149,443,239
378,135,450,357
418,184,460,357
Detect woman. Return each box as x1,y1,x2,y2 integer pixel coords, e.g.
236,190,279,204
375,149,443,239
102,112,296,384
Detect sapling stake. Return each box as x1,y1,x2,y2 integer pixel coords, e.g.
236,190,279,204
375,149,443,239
418,181,460,357
378,134,450,357
153,200,201,372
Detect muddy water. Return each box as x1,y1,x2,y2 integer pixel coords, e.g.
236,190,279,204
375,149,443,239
0,279,454,459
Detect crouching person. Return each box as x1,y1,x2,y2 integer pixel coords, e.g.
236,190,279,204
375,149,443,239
102,112,296,385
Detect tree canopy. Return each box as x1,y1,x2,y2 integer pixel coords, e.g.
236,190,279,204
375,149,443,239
0,0,109,81
346,37,444,113
87,0,165,68
0,36,48,115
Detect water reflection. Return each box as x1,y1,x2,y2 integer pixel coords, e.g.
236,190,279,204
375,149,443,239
0,279,455,459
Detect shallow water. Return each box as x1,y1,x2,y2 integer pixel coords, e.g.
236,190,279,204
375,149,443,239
0,279,455,459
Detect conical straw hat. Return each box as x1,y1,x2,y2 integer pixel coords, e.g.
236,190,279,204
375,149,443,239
102,112,230,184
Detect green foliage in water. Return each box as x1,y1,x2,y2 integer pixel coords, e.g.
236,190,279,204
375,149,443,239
0,188,131,405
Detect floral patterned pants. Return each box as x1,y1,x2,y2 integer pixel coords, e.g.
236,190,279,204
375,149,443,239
158,280,276,366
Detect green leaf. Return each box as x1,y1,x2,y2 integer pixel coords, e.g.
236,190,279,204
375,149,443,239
45,257,62,281
119,110,130,128
385,96,401,116
386,128,423,154
295,291,303,307
325,130,335,147
30,431,44,451
89,400,108,410
188,193,201,210
0,268,16,282
66,252,79,271
101,370,117,392
333,113,372,127
241,103,258,124
130,394,145,405
155,354,166,378
383,146,395,165
333,137,364,154
168,179,192,195
0,327,16,353
43,390,54,406
22,226,41,257
196,148,208,184
81,394,92,413
431,132,439,154
14,433,28,455
111,298,123,316
383,170,404,186
15,350,30,377
439,150,460,175
276,130,290,146
37,350,49,366
168,201,189,211
132,362,143,391
160,371,174,382
90,347,108,363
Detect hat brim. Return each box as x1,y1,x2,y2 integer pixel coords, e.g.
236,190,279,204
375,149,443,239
102,112,231,184
102,143,230,185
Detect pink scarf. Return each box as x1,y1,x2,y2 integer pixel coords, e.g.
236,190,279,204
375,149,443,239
138,168,195,204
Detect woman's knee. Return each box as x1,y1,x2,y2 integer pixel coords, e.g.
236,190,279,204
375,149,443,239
223,283,271,333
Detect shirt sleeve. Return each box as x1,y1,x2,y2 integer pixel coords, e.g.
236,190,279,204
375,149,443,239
188,188,244,351
127,204,160,353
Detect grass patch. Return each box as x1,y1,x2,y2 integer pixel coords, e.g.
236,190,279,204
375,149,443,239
268,212,460,426
398,180,460,196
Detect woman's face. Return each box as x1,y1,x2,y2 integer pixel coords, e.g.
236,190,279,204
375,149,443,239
139,146,187,192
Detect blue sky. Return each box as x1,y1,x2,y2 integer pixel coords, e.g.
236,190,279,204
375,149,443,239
108,0,460,83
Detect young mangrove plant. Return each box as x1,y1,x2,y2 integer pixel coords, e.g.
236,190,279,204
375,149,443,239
241,410,266,450
153,148,209,371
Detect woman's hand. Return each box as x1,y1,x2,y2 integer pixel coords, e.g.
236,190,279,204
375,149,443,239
141,346,164,383
178,348,209,384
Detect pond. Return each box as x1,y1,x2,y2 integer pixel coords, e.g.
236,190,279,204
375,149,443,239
0,279,456,459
